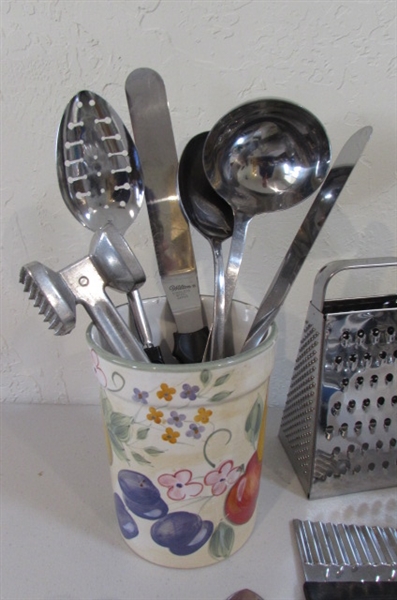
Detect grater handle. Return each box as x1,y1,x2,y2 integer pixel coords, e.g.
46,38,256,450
311,257,397,311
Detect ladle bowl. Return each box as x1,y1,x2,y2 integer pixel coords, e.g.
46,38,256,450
202,98,331,324
203,98,331,215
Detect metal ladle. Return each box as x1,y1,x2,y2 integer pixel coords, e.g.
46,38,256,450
203,98,331,327
56,90,164,363
178,132,234,360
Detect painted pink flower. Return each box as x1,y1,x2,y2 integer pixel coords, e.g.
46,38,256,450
204,460,242,496
90,350,107,387
158,469,203,501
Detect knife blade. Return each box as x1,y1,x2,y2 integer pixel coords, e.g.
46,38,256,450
125,68,208,363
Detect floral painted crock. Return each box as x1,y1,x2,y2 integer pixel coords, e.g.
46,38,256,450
86,297,277,568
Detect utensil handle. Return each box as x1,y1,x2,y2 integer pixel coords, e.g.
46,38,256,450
173,326,210,364
61,258,149,362
128,290,165,363
205,240,226,361
224,211,251,324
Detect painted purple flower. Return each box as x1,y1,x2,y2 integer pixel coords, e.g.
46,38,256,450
132,387,149,404
180,383,200,401
186,423,205,440
167,410,186,428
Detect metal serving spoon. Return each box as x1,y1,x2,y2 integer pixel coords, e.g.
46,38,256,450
242,126,373,351
203,98,331,328
56,90,164,363
178,132,234,360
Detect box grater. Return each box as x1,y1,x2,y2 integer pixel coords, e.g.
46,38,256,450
279,257,397,499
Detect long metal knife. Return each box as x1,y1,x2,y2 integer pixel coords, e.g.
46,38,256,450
242,126,373,352
125,68,208,363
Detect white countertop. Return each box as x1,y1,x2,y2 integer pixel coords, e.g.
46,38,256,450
2,404,396,600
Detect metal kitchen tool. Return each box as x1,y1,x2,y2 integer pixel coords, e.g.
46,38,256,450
125,68,209,364
56,89,164,363
178,131,234,361
88,225,164,361
242,126,373,352
294,519,397,599
203,98,331,334
20,226,149,362
279,257,397,499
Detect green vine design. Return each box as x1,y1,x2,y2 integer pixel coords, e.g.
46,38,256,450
203,428,232,468
199,369,233,402
107,371,126,393
101,394,165,465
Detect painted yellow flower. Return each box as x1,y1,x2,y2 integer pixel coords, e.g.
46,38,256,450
194,407,213,424
156,383,176,402
146,406,164,424
162,427,180,444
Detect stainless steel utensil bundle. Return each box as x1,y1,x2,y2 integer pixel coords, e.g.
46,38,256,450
21,68,378,370
56,89,164,364
294,519,397,599
20,224,149,362
279,258,397,499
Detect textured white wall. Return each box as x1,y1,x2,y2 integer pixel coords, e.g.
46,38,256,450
2,0,396,404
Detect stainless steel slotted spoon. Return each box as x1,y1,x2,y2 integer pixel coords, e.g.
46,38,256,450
56,90,164,363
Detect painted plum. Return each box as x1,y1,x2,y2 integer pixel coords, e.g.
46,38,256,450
151,511,214,555
118,469,168,520
114,493,139,539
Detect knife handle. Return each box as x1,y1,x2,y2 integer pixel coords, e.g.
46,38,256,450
144,345,165,364
303,581,397,600
173,326,210,364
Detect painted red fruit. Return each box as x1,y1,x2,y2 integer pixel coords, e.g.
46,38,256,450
224,452,262,525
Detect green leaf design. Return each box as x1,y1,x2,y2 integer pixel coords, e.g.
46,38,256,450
131,451,151,466
101,394,113,421
214,373,231,387
110,412,134,428
108,428,129,462
113,425,131,443
245,395,263,445
144,446,165,456
209,390,232,403
109,412,133,443
200,369,212,385
137,427,150,440
209,522,235,558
